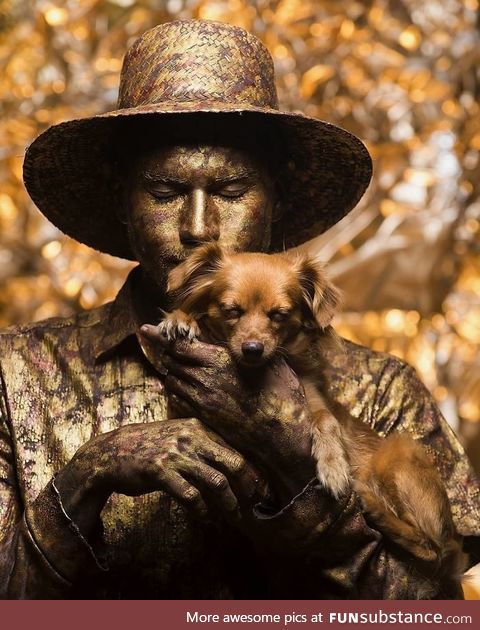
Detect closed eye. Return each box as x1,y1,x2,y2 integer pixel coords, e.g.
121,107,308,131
147,183,185,201
268,309,291,323
221,305,244,319
143,173,186,200
215,184,250,199
212,175,256,199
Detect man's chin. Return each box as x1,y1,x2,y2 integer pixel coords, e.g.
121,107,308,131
141,252,185,272
162,247,202,265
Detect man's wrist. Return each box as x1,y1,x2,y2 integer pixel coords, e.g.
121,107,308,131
54,446,111,539
264,437,316,505
25,478,108,584
247,479,353,557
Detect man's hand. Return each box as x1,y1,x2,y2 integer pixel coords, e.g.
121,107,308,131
140,325,316,504
54,418,263,538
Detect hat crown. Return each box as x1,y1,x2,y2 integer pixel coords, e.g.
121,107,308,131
118,20,279,110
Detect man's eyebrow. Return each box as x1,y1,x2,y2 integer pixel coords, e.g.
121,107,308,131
142,171,187,185
215,170,258,183
142,169,259,184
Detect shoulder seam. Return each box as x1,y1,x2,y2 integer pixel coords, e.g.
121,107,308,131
0,304,111,339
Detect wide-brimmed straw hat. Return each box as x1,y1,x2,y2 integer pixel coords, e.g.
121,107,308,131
23,20,372,260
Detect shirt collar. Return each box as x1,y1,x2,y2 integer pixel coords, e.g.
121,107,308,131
93,266,160,361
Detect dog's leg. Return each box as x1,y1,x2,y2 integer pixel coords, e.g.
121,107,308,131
157,309,200,341
309,410,351,499
354,434,466,579
302,381,351,498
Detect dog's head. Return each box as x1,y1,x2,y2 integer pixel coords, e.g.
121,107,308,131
168,243,341,366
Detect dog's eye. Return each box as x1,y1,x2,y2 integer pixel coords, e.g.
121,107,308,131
269,310,290,323
222,306,243,319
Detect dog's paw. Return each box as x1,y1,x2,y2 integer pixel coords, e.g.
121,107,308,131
158,310,200,341
316,460,351,499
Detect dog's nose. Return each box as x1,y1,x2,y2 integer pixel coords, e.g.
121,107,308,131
241,341,264,360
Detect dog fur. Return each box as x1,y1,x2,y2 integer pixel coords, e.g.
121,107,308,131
159,242,466,587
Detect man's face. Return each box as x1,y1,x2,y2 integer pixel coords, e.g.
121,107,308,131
126,143,275,290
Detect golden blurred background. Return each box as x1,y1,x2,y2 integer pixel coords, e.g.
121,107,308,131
1,1,479,462
1,0,480,596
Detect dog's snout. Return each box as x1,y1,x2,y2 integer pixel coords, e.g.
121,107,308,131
241,341,264,359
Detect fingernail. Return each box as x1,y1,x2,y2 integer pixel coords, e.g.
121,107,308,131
140,325,150,333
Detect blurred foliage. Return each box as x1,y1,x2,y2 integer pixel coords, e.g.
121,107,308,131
1,0,480,453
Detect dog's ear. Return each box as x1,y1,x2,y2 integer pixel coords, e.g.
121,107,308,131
295,254,342,329
167,242,227,311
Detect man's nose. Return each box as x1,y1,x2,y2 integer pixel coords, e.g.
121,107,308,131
179,188,220,245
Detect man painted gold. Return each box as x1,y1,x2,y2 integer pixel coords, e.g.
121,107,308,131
0,20,479,599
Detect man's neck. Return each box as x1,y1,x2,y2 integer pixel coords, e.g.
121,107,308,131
132,266,169,325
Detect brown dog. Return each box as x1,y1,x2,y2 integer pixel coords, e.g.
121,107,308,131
160,242,466,583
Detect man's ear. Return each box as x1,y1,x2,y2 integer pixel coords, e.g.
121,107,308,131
167,242,227,311
294,254,342,329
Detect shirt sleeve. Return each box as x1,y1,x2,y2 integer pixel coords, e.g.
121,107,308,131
0,365,105,599
249,358,477,599
370,362,480,547
252,481,462,599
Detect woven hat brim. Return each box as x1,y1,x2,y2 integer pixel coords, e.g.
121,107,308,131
23,102,372,260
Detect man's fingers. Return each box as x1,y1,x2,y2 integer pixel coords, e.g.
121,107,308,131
169,338,228,367
140,325,202,367
140,325,230,367
200,445,260,504
165,375,231,424
181,460,240,519
165,453,241,522
161,354,201,384
162,471,209,520
165,375,201,409
140,323,164,340
162,358,240,403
